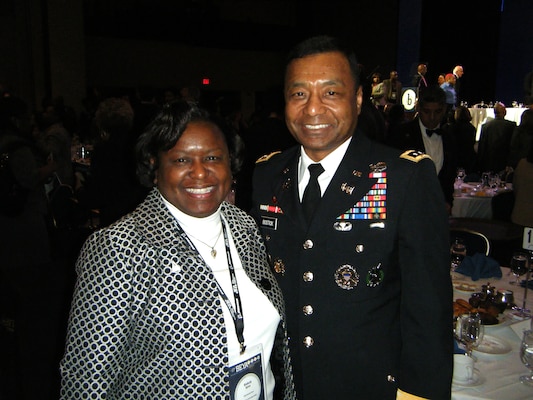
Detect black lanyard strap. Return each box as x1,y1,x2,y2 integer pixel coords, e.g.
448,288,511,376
177,217,246,354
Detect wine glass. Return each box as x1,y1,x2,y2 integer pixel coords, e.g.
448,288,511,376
520,330,533,386
459,313,484,360
450,238,467,273
510,251,529,285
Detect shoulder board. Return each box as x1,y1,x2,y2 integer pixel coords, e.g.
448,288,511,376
399,150,431,163
255,151,282,164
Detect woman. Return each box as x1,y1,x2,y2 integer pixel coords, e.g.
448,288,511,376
60,100,296,399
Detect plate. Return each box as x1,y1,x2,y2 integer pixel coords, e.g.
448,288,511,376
473,335,512,356
453,371,484,387
452,281,478,294
482,313,512,329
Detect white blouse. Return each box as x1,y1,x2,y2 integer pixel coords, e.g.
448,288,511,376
162,197,280,399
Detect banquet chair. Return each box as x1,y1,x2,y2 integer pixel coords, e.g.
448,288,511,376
450,228,491,257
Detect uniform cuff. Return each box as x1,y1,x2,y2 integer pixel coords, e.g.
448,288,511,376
396,389,428,400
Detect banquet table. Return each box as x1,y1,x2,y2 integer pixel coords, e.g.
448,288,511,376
452,267,533,399
469,107,527,141
451,182,512,219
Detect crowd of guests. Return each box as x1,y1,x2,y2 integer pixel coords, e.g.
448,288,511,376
1,37,533,399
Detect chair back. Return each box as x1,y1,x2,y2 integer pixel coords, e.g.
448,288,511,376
450,228,491,256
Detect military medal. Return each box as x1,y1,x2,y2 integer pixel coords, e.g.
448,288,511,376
366,263,384,287
334,264,359,290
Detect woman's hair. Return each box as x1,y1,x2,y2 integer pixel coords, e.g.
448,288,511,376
94,97,134,136
136,100,242,187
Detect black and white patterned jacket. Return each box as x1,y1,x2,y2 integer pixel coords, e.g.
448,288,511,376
60,188,296,400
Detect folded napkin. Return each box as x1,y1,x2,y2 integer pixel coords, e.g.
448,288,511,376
520,279,533,289
455,253,502,281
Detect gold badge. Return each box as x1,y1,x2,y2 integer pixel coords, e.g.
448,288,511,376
334,265,359,290
273,258,285,275
340,182,355,195
369,161,387,172
256,151,281,163
400,150,431,163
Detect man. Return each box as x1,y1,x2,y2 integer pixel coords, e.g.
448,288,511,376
388,85,458,212
440,73,457,114
452,65,464,106
382,70,403,106
411,63,428,93
252,35,453,400
477,102,516,173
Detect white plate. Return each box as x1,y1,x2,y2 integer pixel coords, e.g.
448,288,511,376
453,371,485,387
473,335,512,356
483,313,512,330
452,281,478,294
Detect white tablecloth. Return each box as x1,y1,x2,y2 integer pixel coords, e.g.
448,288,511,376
469,107,527,141
451,183,512,219
452,267,533,399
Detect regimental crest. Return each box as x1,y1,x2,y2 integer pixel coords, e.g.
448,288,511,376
366,263,384,287
334,264,359,290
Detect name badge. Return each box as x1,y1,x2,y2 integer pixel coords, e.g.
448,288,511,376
229,344,265,400
261,216,278,230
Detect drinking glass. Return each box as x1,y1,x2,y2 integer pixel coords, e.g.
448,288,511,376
520,330,533,386
459,313,484,360
510,251,529,285
450,238,467,272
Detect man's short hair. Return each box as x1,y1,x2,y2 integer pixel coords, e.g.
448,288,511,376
418,85,447,106
285,35,360,86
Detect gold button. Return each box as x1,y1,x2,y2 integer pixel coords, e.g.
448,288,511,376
303,336,314,348
265,234,271,241
387,375,396,382
303,271,314,282
355,244,364,253
303,239,314,249
302,305,314,315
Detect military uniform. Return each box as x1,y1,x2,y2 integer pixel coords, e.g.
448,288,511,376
251,132,453,400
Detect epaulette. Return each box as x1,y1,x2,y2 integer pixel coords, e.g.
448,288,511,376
255,151,282,164
399,150,431,163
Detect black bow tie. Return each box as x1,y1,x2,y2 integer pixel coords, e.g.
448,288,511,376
426,128,441,137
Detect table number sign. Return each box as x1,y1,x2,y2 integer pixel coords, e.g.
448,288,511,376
523,227,533,251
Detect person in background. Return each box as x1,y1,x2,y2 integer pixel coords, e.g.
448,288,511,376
60,100,296,400
0,96,60,400
412,62,428,93
511,142,533,227
252,35,452,400
382,70,403,106
370,72,386,109
440,73,457,115
476,102,516,174
76,97,147,227
507,108,533,169
452,65,464,106
388,85,458,212
437,73,446,86
444,105,477,175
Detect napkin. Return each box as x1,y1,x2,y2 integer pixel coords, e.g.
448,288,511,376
455,253,502,281
520,279,533,289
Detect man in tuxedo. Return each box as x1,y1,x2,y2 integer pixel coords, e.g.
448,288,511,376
251,35,452,400
387,85,458,212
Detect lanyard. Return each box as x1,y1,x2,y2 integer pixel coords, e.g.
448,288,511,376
177,218,246,354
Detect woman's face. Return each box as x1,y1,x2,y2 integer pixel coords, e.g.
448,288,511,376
155,121,232,217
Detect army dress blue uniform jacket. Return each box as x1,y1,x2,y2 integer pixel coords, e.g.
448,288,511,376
251,132,453,400
60,188,296,400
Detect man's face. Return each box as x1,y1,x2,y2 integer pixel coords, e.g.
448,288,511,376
417,101,446,129
455,67,464,77
284,51,362,161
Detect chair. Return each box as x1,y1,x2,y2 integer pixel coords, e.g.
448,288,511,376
450,228,491,257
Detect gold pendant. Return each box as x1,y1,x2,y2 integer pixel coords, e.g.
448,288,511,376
211,249,217,258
